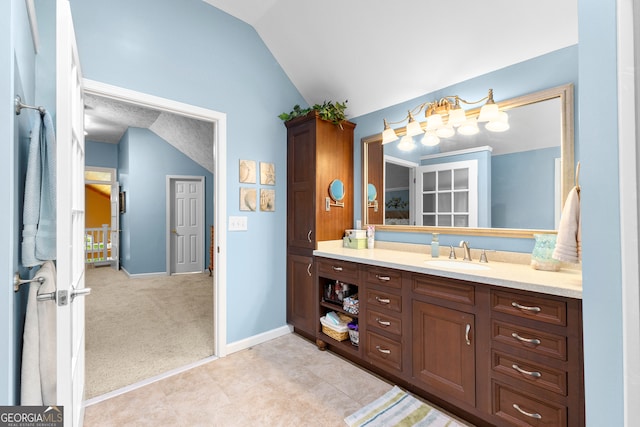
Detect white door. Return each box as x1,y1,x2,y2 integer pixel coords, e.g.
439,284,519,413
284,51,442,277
110,182,119,271
56,1,89,425
169,177,204,274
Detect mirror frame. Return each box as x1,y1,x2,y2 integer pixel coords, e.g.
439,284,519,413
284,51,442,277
361,83,575,239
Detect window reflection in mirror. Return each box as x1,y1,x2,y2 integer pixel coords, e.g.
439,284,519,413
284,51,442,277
362,84,575,239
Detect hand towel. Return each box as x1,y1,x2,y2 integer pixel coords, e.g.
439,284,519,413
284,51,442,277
21,112,57,267
552,186,581,263
20,261,57,405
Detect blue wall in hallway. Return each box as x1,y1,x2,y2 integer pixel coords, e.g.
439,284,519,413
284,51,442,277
85,140,118,169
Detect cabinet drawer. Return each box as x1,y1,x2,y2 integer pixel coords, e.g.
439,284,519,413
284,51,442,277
492,320,567,361
365,331,402,372
366,309,402,336
491,289,567,327
364,266,402,289
316,258,359,282
366,288,402,313
492,350,567,396
412,275,474,306
493,381,567,426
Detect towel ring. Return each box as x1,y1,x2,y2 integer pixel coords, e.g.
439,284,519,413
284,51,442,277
13,273,44,292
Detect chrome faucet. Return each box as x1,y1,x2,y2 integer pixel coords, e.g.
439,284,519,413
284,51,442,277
459,240,472,261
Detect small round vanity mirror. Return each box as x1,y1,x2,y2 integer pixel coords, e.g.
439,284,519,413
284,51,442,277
367,183,377,202
328,179,345,202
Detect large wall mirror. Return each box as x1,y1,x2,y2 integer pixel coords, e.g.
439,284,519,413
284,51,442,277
362,84,575,238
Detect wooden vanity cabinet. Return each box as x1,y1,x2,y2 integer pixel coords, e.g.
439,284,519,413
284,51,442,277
411,274,477,408
285,113,355,338
488,288,584,427
310,257,584,427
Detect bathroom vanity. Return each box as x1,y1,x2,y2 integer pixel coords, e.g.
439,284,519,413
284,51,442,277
313,241,583,427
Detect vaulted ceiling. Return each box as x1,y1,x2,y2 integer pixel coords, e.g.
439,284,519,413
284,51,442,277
203,0,578,118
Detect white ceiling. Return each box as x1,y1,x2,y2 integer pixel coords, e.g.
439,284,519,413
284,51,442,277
203,0,578,118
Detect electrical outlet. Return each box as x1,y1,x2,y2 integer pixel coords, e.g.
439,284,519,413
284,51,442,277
229,215,248,231
356,220,362,229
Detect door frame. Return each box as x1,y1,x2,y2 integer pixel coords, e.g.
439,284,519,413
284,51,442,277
166,175,205,275
83,78,228,358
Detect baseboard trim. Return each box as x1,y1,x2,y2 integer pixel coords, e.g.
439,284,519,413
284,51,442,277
225,324,294,355
120,268,168,279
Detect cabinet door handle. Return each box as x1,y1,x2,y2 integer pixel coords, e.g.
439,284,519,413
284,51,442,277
465,323,471,345
307,230,312,243
375,345,391,354
511,332,541,346
375,296,390,304
376,275,390,281
332,266,343,272
511,364,542,379
512,403,542,420
306,263,312,277
511,301,541,313
376,318,391,327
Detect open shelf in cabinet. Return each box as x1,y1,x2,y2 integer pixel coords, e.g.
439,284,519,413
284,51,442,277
317,275,360,353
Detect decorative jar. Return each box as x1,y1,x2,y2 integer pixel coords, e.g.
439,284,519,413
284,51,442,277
531,233,561,271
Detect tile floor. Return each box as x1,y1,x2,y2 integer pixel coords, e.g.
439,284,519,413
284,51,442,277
83,333,395,426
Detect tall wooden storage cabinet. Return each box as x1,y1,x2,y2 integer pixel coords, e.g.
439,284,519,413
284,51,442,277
286,112,355,338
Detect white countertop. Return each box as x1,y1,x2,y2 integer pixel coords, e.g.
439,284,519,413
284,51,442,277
314,241,583,299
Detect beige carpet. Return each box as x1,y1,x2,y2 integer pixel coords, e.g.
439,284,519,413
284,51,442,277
84,266,214,399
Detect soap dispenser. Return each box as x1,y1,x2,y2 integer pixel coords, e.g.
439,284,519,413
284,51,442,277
431,233,439,258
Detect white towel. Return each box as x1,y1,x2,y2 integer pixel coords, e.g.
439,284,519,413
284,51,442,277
21,112,57,267
20,261,57,405
553,186,581,263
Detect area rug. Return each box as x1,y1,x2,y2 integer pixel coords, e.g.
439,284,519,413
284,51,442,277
344,386,468,427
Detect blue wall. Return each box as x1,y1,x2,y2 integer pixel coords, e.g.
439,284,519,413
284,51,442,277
85,140,118,169
351,45,579,254
492,147,560,229
114,128,214,275
69,0,304,342
578,0,623,425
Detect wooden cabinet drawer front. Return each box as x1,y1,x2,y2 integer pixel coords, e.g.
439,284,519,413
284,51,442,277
492,350,567,396
364,267,402,289
412,275,474,306
317,258,359,281
366,309,402,336
491,289,567,327
492,320,567,361
493,382,567,427
366,289,402,313
366,331,402,372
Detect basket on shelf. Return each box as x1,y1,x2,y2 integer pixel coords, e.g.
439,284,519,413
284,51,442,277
320,312,353,342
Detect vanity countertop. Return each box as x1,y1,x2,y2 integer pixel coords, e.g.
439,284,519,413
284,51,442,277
314,241,582,299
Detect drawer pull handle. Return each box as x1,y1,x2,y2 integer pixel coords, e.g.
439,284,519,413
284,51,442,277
306,263,312,277
375,345,391,354
511,332,541,346
465,323,471,345
511,301,541,313
375,296,391,304
512,403,542,420
307,230,312,242
376,318,391,327
376,275,391,281
512,364,542,379
332,266,343,272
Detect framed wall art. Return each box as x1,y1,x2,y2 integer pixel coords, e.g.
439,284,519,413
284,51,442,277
239,159,256,183
260,162,276,185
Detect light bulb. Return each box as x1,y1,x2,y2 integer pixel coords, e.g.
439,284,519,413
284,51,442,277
458,118,479,135
485,112,510,132
425,113,444,131
421,131,440,146
398,135,416,151
448,108,466,127
435,125,455,138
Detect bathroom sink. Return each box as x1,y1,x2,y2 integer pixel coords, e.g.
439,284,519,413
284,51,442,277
425,260,490,271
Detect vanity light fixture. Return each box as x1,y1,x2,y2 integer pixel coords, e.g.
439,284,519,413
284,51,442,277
381,89,509,147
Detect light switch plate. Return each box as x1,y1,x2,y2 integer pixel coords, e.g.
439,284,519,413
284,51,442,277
229,215,248,231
